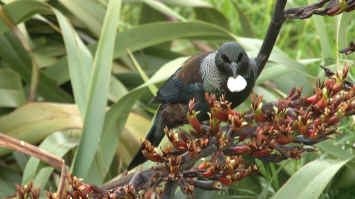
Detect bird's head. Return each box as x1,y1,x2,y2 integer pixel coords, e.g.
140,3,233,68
215,42,251,93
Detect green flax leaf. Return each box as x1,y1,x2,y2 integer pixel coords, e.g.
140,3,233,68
272,157,354,199
0,103,82,156
54,9,93,117
90,57,187,182
72,0,121,182
22,132,79,189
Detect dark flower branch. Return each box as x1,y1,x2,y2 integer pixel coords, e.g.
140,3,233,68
340,41,355,55
256,0,354,76
92,66,355,199
14,65,355,199
284,0,355,19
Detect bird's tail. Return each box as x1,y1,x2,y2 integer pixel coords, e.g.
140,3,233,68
127,104,167,170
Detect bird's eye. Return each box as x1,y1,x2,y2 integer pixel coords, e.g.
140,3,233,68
237,53,243,63
221,54,231,64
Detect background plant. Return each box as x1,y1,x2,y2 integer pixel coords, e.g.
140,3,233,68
0,0,354,199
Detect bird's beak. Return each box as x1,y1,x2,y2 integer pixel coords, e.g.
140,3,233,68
227,62,247,93
231,62,238,78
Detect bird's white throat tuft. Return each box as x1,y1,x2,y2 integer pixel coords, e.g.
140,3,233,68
227,76,247,92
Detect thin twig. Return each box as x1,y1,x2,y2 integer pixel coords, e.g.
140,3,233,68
0,133,67,199
56,165,67,199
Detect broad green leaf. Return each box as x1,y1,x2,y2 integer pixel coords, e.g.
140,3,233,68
336,12,354,66
127,49,158,95
217,37,316,85
54,9,93,117
12,151,28,171
317,140,353,160
22,131,79,189
109,76,129,102
117,113,151,165
256,64,293,84
142,0,186,21
0,103,82,156
194,7,229,30
140,3,167,25
0,68,25,107
0,31,72,102
298,58,321,65
91,57,187,182
72,0,121,181
307,0,333,66
0,177,15,197
272,157,354,199
0,0,51,35
175,188,220,199
58,0,106,36
44,21,234,84
137,2,171,49
254,86,278,102
33,167,52,189
164,0,211,7
231,1,255,37
0,7,40,102
0,167,21,197
109,22,233,58
238,38,315,80
0,89,25,108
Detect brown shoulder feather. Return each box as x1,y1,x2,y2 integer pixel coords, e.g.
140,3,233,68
176,53,209,84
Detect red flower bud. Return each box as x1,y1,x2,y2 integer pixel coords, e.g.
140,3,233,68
256,132,266,145
343,66,349,79
315,97,327,110
205,93,216,108
307,129,317,138
327,115,340,126
252,148,271,157
239,135,247,142
142,150,163,162
332,82,343,94
254,112,267,122
219,176,232,185
198,161,210,170
209,118,220,135
233,144,250,154
203,167,215,177
211,107,229,122
277,135,295,145
306,94,318,104
187,113,201,133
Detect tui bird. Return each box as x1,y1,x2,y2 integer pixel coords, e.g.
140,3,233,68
128,42,258,170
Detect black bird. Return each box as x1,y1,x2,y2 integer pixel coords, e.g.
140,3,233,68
128,42,257,170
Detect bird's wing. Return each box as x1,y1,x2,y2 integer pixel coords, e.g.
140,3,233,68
153,53,209,104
